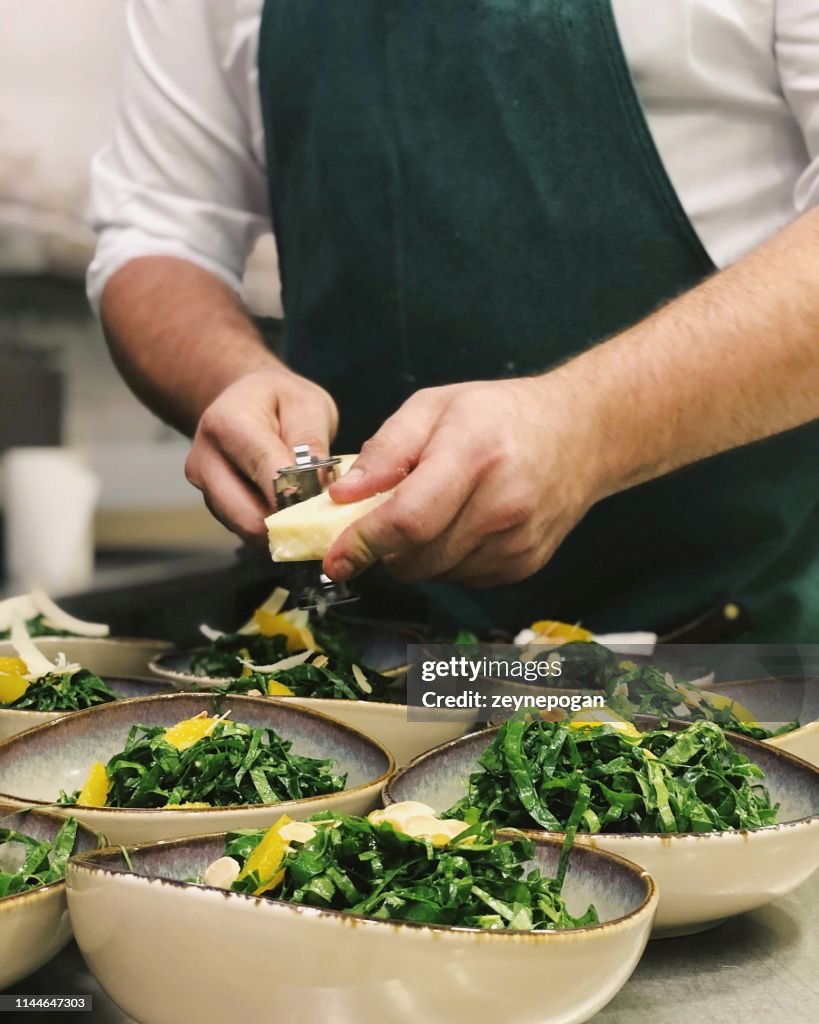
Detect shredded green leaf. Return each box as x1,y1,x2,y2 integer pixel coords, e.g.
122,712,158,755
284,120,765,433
0,817,80,897
1,669,117,712
222,812,597,931
447,718,778,834
0,614,71,640
217,662,394,703
58,720,346,808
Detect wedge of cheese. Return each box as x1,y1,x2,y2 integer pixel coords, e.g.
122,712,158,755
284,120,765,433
265,454,394,562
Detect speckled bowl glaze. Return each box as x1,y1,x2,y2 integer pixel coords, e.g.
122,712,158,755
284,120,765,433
0,677,176,743
66,829,657,1024
709,676,819,767
0,804,98,989
0,694,394,845
385,725,819,937
0,637,173,682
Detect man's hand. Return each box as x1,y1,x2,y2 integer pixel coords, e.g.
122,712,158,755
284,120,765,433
185,367,338,542
325,206,819,588
323,378,602,586
100,258,338,543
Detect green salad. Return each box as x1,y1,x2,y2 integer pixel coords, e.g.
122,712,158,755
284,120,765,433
216,660,394,703
0,668,117,712
0,817,80,897
447,718,778,834
58,713,346,808
207,807,597,931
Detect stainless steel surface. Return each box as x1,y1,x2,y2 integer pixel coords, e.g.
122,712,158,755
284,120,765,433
9,874,817,1022
273,447,341,508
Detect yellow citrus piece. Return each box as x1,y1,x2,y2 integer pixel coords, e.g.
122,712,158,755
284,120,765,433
164,714,219,751
78,761,110,807
567,708,641,738
239,648,253,679
0,656,27,674
254,610,319,653
238,814,293,895
704,692,757,724
163,802,210,809
266,679,294,697
0,673,30,704
530,620,593,644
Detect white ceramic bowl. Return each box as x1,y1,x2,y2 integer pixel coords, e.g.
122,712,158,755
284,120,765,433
150,669,476,767
0,804,98,990
384,725,819,937
0,694,394,845
66,829,657,1024
0,637,173,681
0,677,175,743
151,627,471,765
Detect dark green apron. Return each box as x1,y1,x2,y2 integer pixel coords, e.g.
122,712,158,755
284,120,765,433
258,0,819,642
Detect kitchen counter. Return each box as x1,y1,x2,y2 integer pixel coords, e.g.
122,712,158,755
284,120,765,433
8,873,817,1023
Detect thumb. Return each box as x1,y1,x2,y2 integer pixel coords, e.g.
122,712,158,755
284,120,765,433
330,394,440,502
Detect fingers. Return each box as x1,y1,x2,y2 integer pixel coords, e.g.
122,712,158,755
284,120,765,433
185,447,270,543
329,390,443,502
323,436,478,580
277,386,338,461
197,397,292,509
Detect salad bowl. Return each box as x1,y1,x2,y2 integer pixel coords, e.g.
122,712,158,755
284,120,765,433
384,724,819,937
0,676,175,743
66,828,657,1024
152,620,472,765
0,804,98,989
0,694,394,845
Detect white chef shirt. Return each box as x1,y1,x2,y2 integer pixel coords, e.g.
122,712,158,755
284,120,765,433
86,0,819,312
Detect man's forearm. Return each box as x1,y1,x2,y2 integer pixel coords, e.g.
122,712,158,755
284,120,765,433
554,207,819,498
100,256,287,435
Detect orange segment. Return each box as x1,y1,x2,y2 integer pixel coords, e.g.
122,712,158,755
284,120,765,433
530,620,593,644
0,672,30,704
238,814,292,895
78,761,110,807
254,610,319,653
266,679,294,697
164,714,220,751
0,656,27,674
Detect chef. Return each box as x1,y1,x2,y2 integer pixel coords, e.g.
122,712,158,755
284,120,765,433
88,1,819,641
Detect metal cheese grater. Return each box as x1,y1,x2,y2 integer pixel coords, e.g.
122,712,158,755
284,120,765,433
273,444,358,611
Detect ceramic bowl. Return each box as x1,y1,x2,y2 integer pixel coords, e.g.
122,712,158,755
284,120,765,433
709,676,819,767
66,830,657,1024
150,620,460,765
384,726,819,937
0,637,173,682
0,804,98,990
150,616,423,688
0,677,176,743
0,694,394,845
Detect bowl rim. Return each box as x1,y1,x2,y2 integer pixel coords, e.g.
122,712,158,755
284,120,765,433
66,828,658,941
0,636,173,650
0,803,100,908
0,693,396,813
383,719,819,840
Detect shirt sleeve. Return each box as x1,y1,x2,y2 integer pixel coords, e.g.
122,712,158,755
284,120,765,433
86,0,270,311
776,0,819,211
